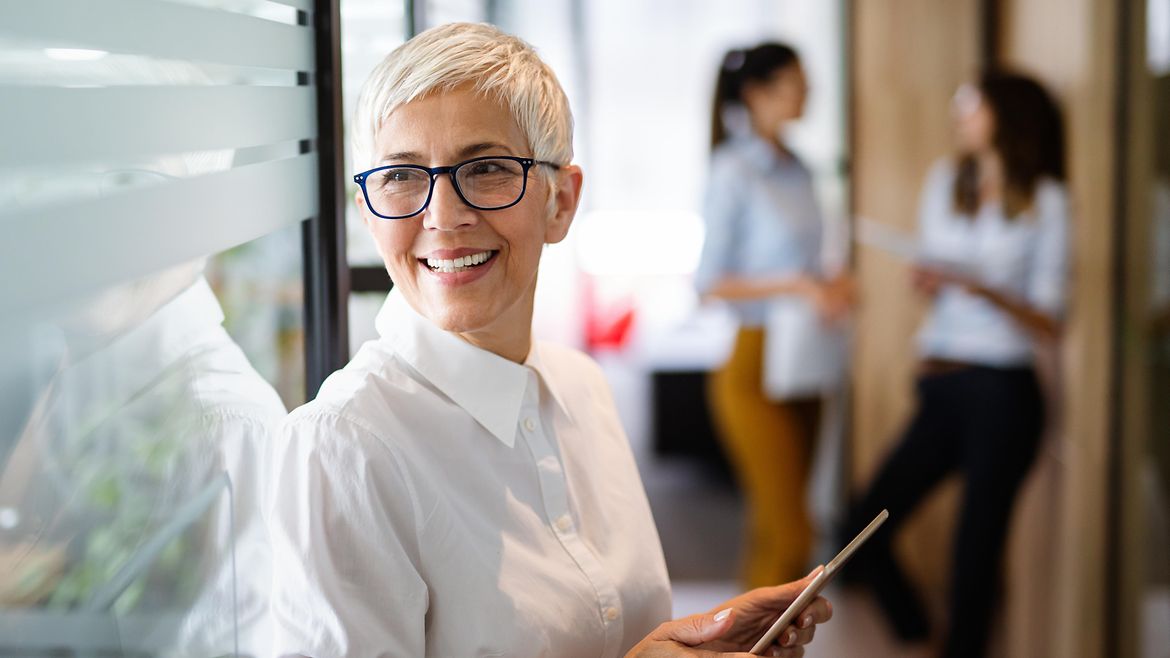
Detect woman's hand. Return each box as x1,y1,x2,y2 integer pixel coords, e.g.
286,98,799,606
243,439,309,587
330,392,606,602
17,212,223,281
910,265,1061,340
804,274,855,323
911,265,988,297
624,607,744,658
625,570,833,658
698,569,833,655
911,266,941,297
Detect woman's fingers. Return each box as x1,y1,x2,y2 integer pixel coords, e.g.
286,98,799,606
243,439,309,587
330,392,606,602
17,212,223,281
793,623,816,645
646,607,737,647
761,596,829,654
772,621,815,649
799,595,833,625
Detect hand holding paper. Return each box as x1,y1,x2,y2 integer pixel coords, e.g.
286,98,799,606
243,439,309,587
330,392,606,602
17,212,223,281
855,217,978,280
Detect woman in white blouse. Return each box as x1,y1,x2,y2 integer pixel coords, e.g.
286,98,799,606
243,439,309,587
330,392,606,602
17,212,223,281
266,23,830,658
843,72,1069,658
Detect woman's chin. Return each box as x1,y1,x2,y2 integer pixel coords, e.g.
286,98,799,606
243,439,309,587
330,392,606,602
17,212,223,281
422,302,498,335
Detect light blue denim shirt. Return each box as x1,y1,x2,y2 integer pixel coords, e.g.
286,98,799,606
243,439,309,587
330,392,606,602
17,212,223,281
916,159,1071,367
695,134,824,327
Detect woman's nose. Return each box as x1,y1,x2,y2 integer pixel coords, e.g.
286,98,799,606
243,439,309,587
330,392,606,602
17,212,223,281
422,174,477,231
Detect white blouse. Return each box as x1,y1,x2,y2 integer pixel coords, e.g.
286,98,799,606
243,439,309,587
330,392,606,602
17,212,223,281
265,289,672,657
915,159,1071,366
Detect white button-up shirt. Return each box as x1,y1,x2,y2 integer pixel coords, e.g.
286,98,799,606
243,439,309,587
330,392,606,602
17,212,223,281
266,290,672,657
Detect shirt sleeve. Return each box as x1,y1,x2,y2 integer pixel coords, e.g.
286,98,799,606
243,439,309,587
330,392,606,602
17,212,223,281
1027,182,1072,317
801,166,828,277
694,150,746,296
265,411,428,658
917,159,957,256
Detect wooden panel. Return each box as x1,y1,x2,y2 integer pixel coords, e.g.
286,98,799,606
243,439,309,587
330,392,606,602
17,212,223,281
849,0,981,620
998,0,1119,656
852,1,1122,655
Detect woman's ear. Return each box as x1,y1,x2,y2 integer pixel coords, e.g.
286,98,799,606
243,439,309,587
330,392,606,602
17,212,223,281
356,190,374,230
356,190,392,265
544,164,584,245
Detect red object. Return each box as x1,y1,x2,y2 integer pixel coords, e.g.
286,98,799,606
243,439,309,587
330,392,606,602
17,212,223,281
581,276,636,352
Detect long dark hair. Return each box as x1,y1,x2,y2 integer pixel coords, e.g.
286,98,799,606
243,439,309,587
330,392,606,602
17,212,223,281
710,42,800,150
954,71,1066,219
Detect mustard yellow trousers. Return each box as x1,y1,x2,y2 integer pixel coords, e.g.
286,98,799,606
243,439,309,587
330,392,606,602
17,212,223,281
708,328,821,589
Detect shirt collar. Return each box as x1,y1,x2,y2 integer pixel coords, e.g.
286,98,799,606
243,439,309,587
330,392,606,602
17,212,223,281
730,132,792,172
375,289,532,448
14,278,228,457
65,277,226,408
522,342,574,423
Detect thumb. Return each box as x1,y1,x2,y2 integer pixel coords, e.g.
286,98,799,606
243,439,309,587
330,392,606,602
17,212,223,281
650,608,735,646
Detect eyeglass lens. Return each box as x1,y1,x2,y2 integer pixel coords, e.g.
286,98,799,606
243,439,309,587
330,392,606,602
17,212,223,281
364,157,527,218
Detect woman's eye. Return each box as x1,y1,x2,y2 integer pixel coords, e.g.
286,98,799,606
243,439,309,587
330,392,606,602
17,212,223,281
382,169,423,183
469,162,503,176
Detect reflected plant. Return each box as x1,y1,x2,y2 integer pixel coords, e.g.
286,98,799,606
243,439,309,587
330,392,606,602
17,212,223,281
40,352,217,614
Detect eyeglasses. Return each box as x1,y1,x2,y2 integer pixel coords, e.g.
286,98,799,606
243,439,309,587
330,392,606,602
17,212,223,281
353,155,562,220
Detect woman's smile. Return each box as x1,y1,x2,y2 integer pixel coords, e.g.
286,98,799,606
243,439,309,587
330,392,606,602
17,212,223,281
417,247,500,285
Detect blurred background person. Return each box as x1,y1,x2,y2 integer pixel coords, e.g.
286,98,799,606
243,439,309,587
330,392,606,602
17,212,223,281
844,71,1069,658
695,42,853,590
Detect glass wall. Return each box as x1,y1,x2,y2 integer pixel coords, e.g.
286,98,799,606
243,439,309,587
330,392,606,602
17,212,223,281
0,0,319,654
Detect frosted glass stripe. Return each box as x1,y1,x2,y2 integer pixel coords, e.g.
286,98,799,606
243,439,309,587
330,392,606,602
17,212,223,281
0,611,183,652
270,0,313,11
0,1,314,70
2,86,317,167
0,154,319,316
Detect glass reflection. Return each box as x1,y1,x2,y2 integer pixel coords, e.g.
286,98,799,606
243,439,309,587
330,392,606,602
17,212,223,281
0,47,293,658
0,265,284,656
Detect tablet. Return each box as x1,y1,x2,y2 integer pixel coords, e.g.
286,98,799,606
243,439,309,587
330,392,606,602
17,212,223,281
749,509,889,654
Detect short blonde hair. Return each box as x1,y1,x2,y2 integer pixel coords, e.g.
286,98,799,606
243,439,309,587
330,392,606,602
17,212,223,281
352,22,574,181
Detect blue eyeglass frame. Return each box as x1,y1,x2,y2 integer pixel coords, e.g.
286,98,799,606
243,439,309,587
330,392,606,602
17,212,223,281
352,155,562,220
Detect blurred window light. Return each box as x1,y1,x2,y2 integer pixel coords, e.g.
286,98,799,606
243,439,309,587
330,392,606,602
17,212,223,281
575,209,705,277
1151,0,1170,73
166,0,300,25
341,0,405,21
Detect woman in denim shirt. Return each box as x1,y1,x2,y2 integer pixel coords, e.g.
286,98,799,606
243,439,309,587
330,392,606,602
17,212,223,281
696,43,852,589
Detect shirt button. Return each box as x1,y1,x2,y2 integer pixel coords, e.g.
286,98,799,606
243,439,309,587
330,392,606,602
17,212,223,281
604,606,620,621
555,514,572,532
523,417,537,432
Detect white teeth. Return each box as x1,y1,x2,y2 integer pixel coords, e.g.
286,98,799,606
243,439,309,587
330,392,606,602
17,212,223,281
425,250,493,272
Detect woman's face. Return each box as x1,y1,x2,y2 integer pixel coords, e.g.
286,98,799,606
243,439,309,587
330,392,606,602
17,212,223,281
358,85,582,356
952,83,995,153
743,63,808,133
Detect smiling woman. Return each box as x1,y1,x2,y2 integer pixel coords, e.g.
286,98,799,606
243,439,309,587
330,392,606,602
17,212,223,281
356,83,581,361
266,22,832,658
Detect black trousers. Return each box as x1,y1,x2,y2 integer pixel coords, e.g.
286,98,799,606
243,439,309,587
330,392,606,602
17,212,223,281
845,365,1044,658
